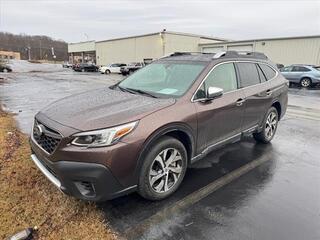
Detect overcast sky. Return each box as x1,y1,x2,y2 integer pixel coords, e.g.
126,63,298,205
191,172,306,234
0,0,319,43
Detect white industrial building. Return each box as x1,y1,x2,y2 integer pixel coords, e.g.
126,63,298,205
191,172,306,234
200,35,320,66
68,31,224,65
68,31,320,66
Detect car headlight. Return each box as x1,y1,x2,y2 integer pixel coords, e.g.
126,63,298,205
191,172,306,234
71,121,138,147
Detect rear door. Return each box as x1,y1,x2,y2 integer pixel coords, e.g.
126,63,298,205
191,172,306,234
236,62,273,131
193,62,246,153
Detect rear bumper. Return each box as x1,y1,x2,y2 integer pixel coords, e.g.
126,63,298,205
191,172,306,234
30,152,136,201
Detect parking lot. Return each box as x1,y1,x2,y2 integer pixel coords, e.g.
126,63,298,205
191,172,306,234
1,65,320,239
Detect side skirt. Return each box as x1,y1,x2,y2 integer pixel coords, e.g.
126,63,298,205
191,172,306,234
191,125,259,164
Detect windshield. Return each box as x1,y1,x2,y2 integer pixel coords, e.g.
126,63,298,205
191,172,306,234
118,62,206,98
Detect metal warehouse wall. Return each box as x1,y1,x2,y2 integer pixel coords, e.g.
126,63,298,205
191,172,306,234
95,33,223,66
96,34,163,66
254,38,320,66
68,41,95,53
200,37,320,66
164,34,220,55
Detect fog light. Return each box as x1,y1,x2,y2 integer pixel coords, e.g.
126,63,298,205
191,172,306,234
74,181,95,197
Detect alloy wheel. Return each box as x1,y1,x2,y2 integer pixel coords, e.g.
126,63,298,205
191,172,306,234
265,111,277,139
149,148,183,193
301,78,310,87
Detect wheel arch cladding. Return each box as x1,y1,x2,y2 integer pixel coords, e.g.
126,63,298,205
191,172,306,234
272,101,281,120
136,123,195,175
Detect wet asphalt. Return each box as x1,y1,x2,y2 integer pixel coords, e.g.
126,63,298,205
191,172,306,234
0,68,319,240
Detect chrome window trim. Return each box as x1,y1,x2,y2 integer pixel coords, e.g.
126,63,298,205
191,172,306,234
191,60,279,102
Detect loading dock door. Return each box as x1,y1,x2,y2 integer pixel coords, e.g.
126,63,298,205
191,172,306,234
227,45,253,52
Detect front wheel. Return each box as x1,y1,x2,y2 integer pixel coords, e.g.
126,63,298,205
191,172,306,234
138,136,187,200
253,107,278,144
105,70,111,74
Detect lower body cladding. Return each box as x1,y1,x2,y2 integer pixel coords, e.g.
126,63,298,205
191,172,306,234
30,149,137,202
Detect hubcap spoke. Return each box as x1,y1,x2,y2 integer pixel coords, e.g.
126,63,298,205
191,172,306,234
150,172,165,186
154,179,165,192
168,166,182,174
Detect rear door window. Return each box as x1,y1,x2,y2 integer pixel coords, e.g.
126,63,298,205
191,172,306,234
259,64,277,80
297,66,310,72
237,62,260,87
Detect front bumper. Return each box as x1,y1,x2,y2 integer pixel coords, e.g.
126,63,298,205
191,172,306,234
30,152,136,201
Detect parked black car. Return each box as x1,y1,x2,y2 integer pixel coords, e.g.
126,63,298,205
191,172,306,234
73,63,98,72
120,62,144,75
0,63,12,72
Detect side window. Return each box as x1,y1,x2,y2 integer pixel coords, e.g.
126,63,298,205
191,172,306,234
280,66,293,72
256,64,267,82
298,66,311,72
292,66,301,72
259,64,277,80
195,63,237,99
237,62,260,87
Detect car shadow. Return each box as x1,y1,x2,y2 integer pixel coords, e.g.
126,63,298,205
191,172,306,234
97,137,276,239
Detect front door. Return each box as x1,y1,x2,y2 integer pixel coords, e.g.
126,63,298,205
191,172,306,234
193,62,245,154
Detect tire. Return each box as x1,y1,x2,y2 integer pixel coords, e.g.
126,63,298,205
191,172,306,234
300,78,311,88
3,68,8,73
138,136,188,200
81,68,85,72
105,70,111,74
253,107,279,144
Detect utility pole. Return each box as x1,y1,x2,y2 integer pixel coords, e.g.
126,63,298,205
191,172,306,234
39,39,42,60
26,47,31,61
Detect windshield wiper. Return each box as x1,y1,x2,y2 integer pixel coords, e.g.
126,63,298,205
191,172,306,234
126,88,158,98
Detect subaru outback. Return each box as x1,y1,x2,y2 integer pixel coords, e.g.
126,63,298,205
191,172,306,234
30,51,288,201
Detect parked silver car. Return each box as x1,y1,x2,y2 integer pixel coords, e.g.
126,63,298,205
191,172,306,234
280,65,320,87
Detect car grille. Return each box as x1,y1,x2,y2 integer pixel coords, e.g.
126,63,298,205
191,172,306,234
33,120,62,154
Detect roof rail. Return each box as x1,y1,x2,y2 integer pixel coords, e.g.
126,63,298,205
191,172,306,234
213,51,268,60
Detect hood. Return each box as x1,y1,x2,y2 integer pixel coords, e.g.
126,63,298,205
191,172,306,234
40,87,175,131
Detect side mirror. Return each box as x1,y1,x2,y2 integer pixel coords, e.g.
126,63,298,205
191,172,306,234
207,87,223,100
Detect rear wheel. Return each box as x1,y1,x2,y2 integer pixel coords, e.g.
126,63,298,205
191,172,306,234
81,68,85,72
253,107,278,143
138,136,187,200
300,78,311,88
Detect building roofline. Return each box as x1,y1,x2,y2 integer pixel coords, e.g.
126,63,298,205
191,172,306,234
68,40,95,45
199,35,320,46
95,31,226,44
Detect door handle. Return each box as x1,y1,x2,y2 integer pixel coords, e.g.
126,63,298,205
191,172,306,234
266,89,272,96
236,98,245,106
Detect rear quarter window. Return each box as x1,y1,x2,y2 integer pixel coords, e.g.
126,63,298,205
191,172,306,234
259,64,277,80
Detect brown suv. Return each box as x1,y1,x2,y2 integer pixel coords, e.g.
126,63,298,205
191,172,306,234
30,51,288,201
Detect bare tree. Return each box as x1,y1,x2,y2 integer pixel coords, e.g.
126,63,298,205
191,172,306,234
0,32,68,61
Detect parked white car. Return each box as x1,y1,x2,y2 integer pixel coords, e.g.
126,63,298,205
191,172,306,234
99,63,126,74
